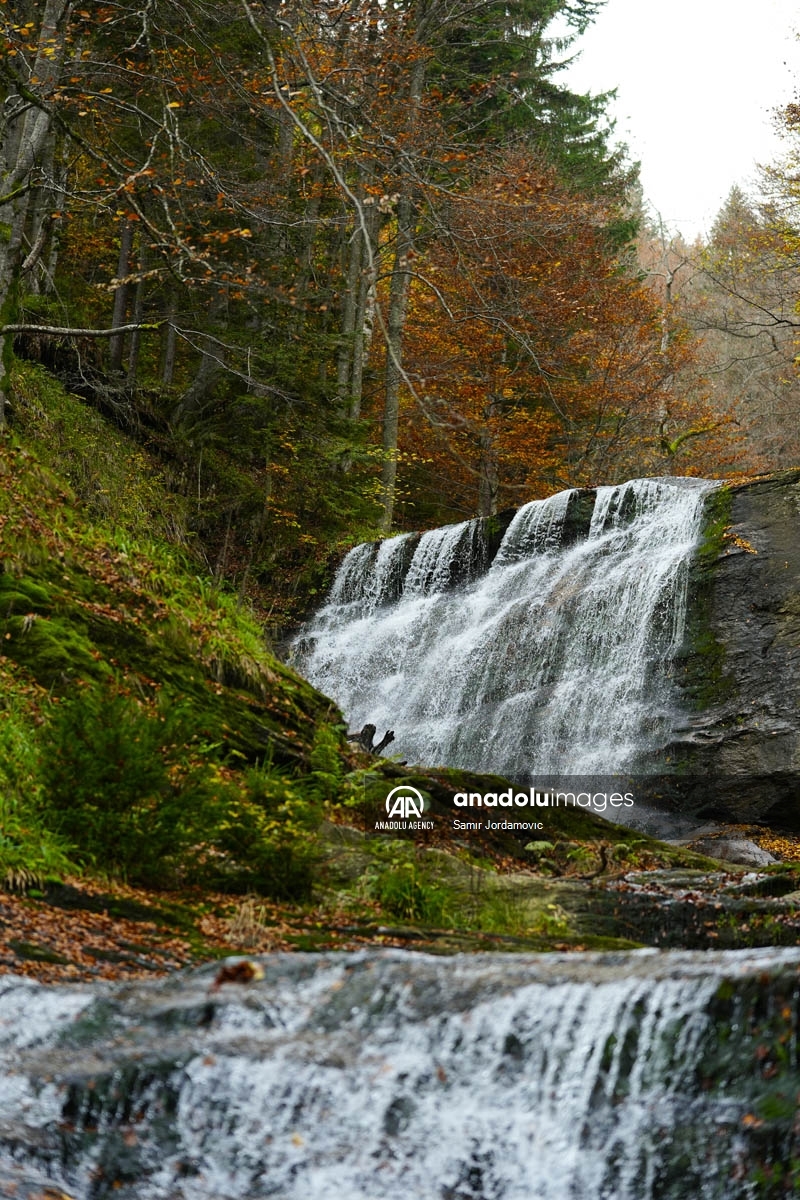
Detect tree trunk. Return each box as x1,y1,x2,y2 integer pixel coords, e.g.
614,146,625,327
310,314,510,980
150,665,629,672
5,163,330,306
286,163,324,340
0,0,70,425
336,212,363,408
172,349,219,427
20,133,56,295
477,406,500,518
109,220,134,372
161,301,178,385
378,52,425,533
349,202,379,421
379,198,414,532
42,139,70,292
126,243,147,386
0,194,31,428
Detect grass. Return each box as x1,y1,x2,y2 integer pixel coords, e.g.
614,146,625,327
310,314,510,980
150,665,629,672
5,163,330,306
225,897,274,949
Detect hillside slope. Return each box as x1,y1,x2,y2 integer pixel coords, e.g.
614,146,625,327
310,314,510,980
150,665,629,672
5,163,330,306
1,365,346,896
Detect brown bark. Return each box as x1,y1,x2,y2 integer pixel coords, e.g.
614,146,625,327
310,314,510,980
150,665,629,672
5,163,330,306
109,220,134,372
0,0,70,425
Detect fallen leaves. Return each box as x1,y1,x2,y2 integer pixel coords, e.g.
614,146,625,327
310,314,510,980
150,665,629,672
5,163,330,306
758,831,800,862
0,879,197,984
0,877,427,986
211,959,265,990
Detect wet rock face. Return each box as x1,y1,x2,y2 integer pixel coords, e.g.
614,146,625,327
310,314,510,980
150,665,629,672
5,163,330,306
673,470,800,823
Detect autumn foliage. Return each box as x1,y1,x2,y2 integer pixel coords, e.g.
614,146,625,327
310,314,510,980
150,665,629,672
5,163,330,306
381,157,722,519
0,0,785,600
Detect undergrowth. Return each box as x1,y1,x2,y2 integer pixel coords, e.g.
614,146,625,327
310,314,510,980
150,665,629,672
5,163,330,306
0,685,74,890
0,676,347,898
357,839,573,938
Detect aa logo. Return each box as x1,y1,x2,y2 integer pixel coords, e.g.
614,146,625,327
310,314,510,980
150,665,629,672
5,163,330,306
385,785,425,820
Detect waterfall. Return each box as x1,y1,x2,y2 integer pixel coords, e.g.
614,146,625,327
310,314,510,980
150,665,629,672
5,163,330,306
493,488,574,565
293,478,714,778
403,519,485,597
1,948,798,1199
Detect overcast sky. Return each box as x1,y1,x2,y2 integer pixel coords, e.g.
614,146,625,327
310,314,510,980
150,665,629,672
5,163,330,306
556,0,800,241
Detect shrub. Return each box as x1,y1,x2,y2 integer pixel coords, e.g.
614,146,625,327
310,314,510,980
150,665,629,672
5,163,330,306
364,842,453,925
0,692,73,889
38,683,324,898
40,686,204,882
216,761,322,899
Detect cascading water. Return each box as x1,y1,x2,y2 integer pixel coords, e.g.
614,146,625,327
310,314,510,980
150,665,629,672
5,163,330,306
293,478,714,779
1,949,798,1200
327,533,417,612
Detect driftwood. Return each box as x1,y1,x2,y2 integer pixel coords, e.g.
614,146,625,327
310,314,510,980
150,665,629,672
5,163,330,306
578,843,611,881
347,723,395,755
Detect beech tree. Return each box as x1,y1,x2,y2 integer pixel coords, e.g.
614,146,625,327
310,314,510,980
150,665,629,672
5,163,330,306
693,182,800,467
645,172,798,475
390,156,710,518
248,1,627,528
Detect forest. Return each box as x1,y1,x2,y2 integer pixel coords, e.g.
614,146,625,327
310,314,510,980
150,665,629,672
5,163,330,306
2,1,798,628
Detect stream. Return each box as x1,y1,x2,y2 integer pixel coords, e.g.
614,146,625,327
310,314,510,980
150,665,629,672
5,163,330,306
1,947,798,1199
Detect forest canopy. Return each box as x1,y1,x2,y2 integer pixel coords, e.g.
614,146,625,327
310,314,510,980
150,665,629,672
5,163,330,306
1,1,798,619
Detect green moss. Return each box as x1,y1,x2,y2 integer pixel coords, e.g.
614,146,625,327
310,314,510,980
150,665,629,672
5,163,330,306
678,485,737,713
0,574,53,613
8,939,71,964
4,614,111,687
9,362,189,544
694,485,732,565
0,425,338,756
0,418,349,894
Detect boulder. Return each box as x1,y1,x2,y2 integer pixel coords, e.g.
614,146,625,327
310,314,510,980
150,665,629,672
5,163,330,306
689,838,777,868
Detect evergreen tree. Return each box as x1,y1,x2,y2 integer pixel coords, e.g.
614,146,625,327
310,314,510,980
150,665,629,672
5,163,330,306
431,0,620,190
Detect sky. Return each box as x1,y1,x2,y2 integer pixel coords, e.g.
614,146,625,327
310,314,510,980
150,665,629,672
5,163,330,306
555,0,800,241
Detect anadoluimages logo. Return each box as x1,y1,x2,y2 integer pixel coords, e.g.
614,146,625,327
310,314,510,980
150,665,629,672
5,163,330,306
385,785,425,820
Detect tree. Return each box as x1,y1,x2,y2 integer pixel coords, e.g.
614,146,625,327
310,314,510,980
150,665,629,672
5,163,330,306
676,182,800,470
4,0,732,621
386,154,712,520
0,0,71,425
434,0,620,189
253,1,626,528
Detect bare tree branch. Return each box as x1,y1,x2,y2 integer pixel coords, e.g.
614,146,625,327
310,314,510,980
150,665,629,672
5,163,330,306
1,322,164,337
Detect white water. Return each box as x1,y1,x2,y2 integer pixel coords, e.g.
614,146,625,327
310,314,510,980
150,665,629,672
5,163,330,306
0,949,797,1199
293,478,714,777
